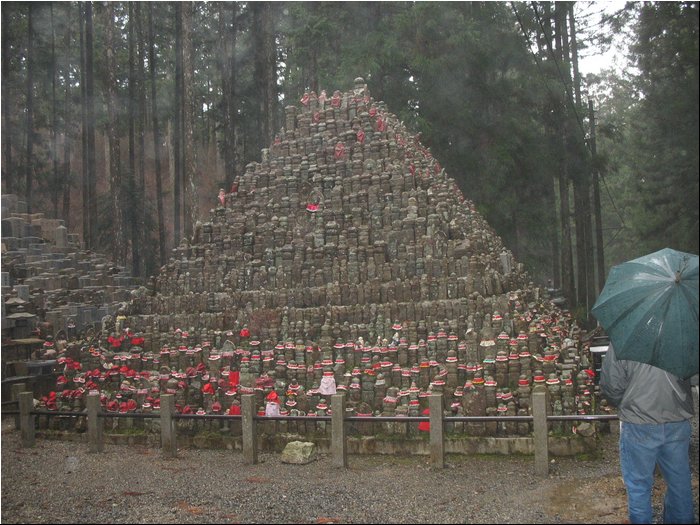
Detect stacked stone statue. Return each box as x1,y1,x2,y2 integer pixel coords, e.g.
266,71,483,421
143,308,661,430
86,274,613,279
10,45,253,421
1,193,140,340
34,78,597,437
129,77,526,344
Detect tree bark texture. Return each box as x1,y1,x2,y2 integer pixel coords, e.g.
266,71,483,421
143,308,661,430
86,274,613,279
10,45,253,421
148,3,167,267
104,3,125,264
182,1,198,239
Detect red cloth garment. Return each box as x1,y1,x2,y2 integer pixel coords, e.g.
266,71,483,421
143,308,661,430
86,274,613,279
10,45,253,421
418,408,431,432
330,91,341,108
108,335,124,348
376,118,385,132
334,142,346,160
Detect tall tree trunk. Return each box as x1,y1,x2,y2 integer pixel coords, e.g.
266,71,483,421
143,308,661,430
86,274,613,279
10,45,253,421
253,2,278,151
50,4,59,218
582,185,596,316
566,2,596,317
252,3,264,153
533,2,564,290
567,3,582,108
25,3,35,214
589,99,606,294
558,177,575,301
128,2,140,276
547,170,561,286
534,2,562,288
572,175,588,308
265,4,278,146
61,2,73,228
85,2,97,249
553,2,575,304
173,3,183,245
567,4,584,307
2,7,14,194
218,3,238,190
62,143,72,228
80,4,88,243
104,3,125,264
560,2,586,309
136,2,147,275
148,3,166,267
203,78,210,150
182,1,198,239
217,3,229,187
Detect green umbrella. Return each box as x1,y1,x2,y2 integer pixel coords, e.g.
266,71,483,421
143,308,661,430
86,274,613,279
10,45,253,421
591,248,698,380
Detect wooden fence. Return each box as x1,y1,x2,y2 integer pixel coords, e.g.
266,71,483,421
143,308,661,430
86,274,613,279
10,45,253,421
9,384,618,477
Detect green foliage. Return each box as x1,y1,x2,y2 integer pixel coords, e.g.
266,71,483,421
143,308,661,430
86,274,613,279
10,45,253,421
3,1,696,287
590,2,699,269
392,2,557,278
627,2,699,255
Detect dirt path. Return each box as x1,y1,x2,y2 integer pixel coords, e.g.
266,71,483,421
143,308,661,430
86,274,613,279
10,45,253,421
1,417,698,524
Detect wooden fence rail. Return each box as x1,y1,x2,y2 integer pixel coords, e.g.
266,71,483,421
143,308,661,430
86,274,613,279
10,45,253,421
12,386,619,477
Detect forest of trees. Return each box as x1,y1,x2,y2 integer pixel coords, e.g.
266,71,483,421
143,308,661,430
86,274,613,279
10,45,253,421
1,1,698,322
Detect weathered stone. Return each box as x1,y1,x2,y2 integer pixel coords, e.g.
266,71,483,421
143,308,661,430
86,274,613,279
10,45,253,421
280,440,317,464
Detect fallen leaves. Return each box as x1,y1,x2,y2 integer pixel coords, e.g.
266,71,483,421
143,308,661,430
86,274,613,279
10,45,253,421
177,500,204,515
315,517,343,524
244,476,270,483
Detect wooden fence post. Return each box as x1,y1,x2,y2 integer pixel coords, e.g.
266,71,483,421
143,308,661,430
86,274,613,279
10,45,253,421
242,394,257,465
19,391,35,448
532,385,549,477
160,394,177,458
87,393,104,453
331,393,347,468
429,393,444,469
11,383,26,430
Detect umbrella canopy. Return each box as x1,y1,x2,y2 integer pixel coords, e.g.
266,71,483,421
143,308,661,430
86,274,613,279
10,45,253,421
591,248,698,379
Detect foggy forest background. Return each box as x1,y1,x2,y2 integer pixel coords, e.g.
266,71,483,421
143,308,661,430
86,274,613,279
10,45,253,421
1,1,698,322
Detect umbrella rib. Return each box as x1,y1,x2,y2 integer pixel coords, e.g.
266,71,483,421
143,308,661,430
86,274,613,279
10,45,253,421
600,285,664,349
650,292,673,369
678,284,700,320
613,287,669,363
678,277,700,316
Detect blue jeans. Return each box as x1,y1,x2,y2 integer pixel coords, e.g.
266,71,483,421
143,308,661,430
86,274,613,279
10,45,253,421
620,420,695,524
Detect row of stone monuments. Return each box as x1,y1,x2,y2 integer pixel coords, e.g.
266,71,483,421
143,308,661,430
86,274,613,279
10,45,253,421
1,193,140,341
39,305,597,437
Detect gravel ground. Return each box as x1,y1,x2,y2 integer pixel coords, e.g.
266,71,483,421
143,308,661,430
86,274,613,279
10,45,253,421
2,405,698,524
